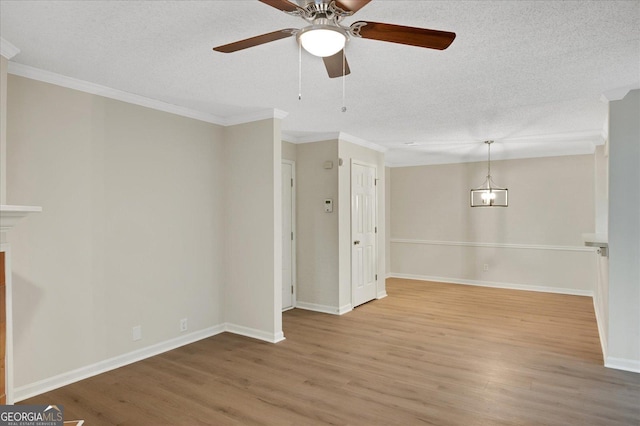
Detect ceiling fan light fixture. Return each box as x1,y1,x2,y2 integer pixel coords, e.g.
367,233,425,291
297,25,347,57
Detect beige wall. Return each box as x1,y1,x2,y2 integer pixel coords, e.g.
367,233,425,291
391,155,594,245
295,139,386,313
282,140,297,162
295,140,340,310
389,154,597,294
223,119,282,341
385,167,391,276
6,75,285,397
7,75,226,389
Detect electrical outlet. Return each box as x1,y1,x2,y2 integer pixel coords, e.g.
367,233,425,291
483,264,489,271
180,318,188,332
132,325,142,341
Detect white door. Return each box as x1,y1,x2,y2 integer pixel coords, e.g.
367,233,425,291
352,162,377,308
282,161,295,310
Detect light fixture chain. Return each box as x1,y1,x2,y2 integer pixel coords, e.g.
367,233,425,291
341,49,346,112
471,140,507,207
487,141,491,178
298,41,302,100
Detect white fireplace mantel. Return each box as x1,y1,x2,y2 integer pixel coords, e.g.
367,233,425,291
1,204,41,404
0,205,42,233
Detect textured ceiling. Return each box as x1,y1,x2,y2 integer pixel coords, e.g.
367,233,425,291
1,0,639,166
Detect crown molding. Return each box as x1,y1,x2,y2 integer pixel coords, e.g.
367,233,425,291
499,130,605,146
338,132,387,153
385,145,598,168
273,109,289,120
281,130,387,153
223,108,288,126
7,62,289,128
0,38,20,60
600,84,640,102
282,131,340,144
385,131,604,167
8,63,227,125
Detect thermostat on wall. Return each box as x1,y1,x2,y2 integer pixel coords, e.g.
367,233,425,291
324,199,333,213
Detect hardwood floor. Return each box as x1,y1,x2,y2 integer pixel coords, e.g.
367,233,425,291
22,279,640,425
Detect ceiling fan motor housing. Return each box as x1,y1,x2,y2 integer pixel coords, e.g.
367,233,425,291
293,0,352,23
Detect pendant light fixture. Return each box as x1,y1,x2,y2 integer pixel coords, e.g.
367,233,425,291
470,140,508,207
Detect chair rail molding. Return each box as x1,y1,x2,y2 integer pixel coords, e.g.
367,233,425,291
390,238,594,252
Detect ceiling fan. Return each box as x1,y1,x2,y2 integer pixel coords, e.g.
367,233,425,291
213,0,456,78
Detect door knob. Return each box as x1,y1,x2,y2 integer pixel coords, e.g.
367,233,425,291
354,240,360,245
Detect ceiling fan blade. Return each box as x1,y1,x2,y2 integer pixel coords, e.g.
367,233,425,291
213,29,297,53
259,0,303,13
323,50,351,78
351,21,456,50
334,0,372,14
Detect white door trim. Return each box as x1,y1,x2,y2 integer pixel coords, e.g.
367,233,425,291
282,159,296,311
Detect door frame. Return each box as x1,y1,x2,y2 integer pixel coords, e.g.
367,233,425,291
350,159,378,308
282,159,297,311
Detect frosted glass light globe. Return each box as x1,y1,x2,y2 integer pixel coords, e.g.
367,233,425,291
298,26,346,57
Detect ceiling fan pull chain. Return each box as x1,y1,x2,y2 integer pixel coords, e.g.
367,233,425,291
298,41,302,100
341,50,347,112
487,140,491,178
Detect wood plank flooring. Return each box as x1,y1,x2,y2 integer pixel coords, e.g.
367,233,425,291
21,279,640,425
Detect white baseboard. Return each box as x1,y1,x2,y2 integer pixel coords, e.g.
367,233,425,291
605,357,640,373
338,304,353,315
296,301,342,315
14,324,226,402
14,321,289,402
388,273,594,297
390,273,639,375
224,323,285,343
377,291,388,299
